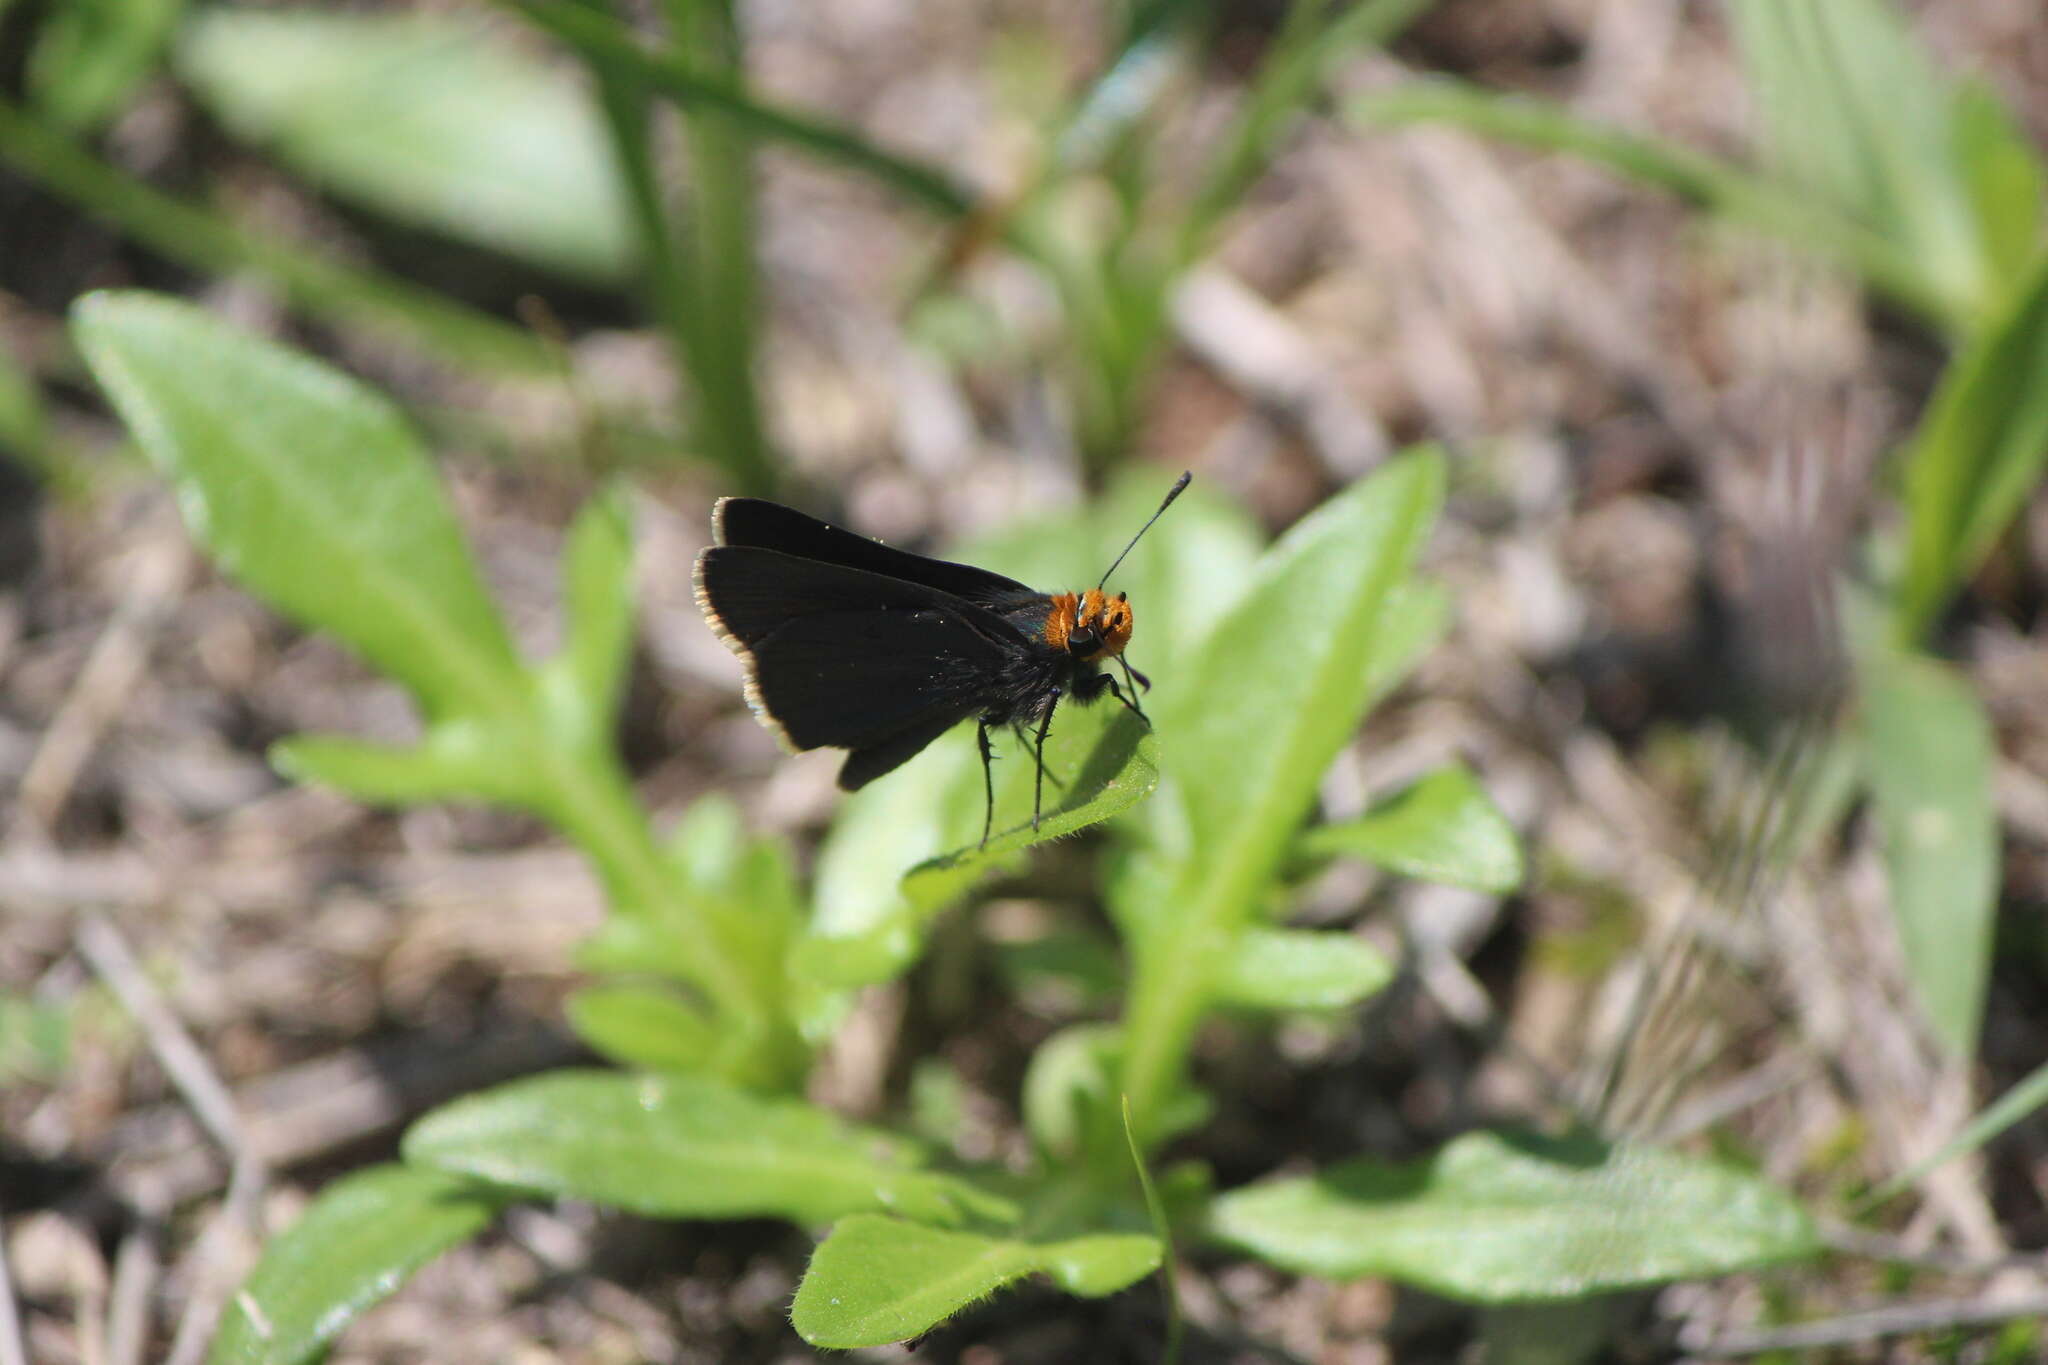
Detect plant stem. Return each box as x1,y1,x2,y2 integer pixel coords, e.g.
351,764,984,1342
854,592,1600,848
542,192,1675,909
664,0,772,494
0,99,552,373
501,0,976,221
539,737,798,1078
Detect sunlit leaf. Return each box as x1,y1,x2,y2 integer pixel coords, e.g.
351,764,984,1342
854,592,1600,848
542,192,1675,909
210,1164,505,1365
1215,929,1395,1011
1729,0,1989,324
1896,259,2048,640
1120,452,1444,1140
1209,1130,1818,1301
565,984,718,1074
1300,763,1524,893
29,0,185,133
178,10,633,282
1859,646,1998,1055
71,291,523,723
547,483,636,747
793,1214,1159,1348
403,1069,1014,1228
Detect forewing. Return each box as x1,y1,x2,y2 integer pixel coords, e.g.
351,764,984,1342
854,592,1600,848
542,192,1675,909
714,497,1036,605
695,545,1021,753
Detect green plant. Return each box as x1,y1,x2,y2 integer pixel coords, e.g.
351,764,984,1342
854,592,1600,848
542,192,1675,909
75,292,1819,1362
919,0,1429,473
1354,0,2046,1061
0,0,982,489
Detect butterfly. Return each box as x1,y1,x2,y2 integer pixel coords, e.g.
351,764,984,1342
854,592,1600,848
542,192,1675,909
694,473,1189,846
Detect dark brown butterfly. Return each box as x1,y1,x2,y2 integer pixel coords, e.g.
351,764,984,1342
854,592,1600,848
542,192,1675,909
694,473,1190,845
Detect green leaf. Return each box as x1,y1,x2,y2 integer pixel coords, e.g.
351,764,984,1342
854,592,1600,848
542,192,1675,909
403,1069,1013,1228
792,1214,1159,1348
70,292,524,723
902,707,1159,909
1021,1024,1121,1161
1728,0,1989,325
176,10,634,283
796,472,1249,991
1156,452,1444,858
1120,451,1445,1139
1859,647,1998,1055
28,0,185,133
797,728,984,989
1950,81,2045,287
209,1163,505,1365
505,0,974,221
1300,763,1524,893
1363,580,1452,712
1208,1130,1819,1302
564,984,718,1074
798,692,1157,991
547,483,636,744
1896,258,2048,640
1215,929,1395,1011
269,718,532,807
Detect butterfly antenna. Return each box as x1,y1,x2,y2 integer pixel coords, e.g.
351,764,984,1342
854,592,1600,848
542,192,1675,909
1096,471,1192,589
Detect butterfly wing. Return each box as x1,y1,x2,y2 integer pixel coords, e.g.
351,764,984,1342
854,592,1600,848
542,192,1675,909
714,497,1036,606
695,545,1031,781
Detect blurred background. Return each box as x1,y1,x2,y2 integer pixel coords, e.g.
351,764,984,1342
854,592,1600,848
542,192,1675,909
3,0,2046,1360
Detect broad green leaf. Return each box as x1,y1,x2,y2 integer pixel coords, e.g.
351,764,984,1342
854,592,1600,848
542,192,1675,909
209,1164,505,1365
796,473,1246,991
1156,452,1443,856
403,1069,1013,1228
1951,81,2045,287
1215,929,1394,1011
177,10,632,283
798,682,1156,990
1729,0,1989,325
1208,1130,1818,1301
70,292,523,722
584,793,798,1004
1300,763,1523,893
792,1214,1159,1348
1021,1024,1121,1160
506,0,973,220
1363,580,1451,711
1120,452,1444,1140
565,984,718,1073
902,708,1158,908
1859,647,1998,1055
1020,1022,1214,1163
270,717,534,808
28,0,185,132
1896,258,2048,640
799,728,986,988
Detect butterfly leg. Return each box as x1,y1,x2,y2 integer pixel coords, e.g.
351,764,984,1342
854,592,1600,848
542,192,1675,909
1032,688,1061,832
1102,670,1149,724
977,721,996,850
1122,658,1155,716
1011,717,1066,790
